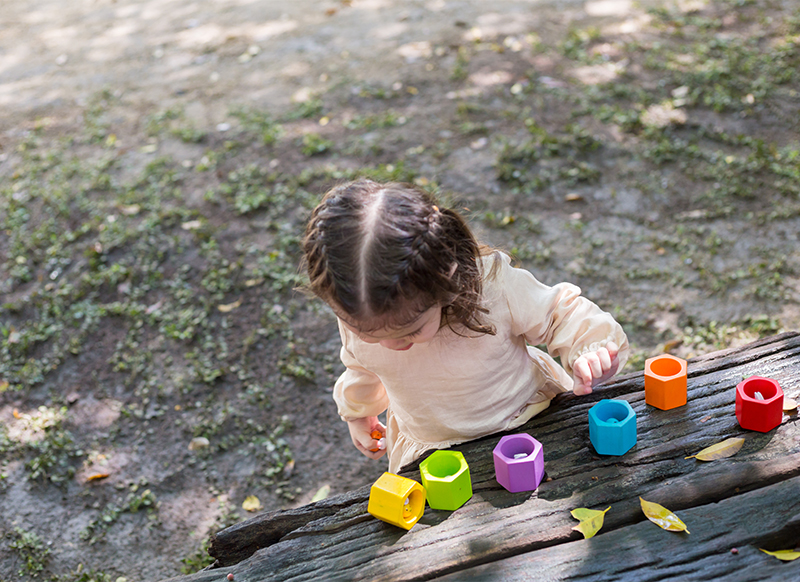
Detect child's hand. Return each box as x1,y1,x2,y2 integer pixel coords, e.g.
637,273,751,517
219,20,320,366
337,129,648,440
346,417,387,460
572,341,620,395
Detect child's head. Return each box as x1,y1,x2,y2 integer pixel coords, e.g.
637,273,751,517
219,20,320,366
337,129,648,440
303,179,493,338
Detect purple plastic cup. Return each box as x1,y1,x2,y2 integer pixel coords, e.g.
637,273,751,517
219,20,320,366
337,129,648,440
493,433,544,493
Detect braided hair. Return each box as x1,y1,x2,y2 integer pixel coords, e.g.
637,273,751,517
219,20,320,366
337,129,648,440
302,179,495,335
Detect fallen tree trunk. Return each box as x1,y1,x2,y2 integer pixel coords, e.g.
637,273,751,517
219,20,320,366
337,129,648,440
163,332,800,582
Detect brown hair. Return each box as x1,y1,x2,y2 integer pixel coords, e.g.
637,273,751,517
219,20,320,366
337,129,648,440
302,179,495,336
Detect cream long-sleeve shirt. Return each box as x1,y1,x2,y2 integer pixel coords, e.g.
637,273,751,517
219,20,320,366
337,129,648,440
333,252,629,473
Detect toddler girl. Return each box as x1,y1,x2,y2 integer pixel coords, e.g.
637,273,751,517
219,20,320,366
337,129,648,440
303,179,628,473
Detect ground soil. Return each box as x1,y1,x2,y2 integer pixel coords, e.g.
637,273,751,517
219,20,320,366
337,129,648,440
1,0,799,580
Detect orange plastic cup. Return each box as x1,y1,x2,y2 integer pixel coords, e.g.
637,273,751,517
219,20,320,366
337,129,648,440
644,353,688,410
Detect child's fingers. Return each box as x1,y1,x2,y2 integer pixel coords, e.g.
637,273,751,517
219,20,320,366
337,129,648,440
572,378,592,395
596,348,612,375
354,437,386,459
573,343,622,396
572,359,593,395
364,447,387,460
586,351,606,379
347,418,387,459
605,341,619,362
577,350,607,380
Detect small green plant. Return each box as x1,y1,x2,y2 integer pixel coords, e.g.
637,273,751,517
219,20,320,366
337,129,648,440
286,97,324,120
83,89,116,143
81,484,159,544
172,124,207,144
67,568,114,582
144,106,184,136
180,538,215,573
213,164,278,214
559,26,602,61
229,106,283,145
451,46,470,81
25,426,83,483
345,110,406,130
301,133,333,156
12,406,85,483
8,527,51,577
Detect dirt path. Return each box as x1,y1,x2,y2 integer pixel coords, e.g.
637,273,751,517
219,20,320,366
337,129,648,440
1,0,799,580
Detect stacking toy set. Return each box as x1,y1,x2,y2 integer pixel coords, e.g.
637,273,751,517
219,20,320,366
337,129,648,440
368,352,788,530
368,435,546,529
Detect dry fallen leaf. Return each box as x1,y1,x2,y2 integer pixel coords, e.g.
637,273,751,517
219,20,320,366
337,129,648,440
181,220,202,230
640,497,690,533
783,397,798,412
217,299,242,313
685,437,745,461
118,204,141,216
570,506,610,539
188,437,210,451
242,495,262,512
759,549,800,561
86,473,110,482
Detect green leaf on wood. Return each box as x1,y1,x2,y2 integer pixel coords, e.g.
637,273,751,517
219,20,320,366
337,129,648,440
640,497,690,533
685,437,745,461
570,506,610,539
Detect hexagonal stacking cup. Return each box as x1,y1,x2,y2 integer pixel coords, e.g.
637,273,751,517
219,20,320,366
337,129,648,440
644,353,688,410
588,399,637,456
735,376,784,433
419,450,473,511
368,472,426,530
493,434,544,493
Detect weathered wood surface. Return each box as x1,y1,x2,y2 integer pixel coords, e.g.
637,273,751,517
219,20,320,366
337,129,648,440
163,332,800,582
436,476,800,581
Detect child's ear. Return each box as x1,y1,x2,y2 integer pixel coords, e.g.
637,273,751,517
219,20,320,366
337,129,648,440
448,262,458,278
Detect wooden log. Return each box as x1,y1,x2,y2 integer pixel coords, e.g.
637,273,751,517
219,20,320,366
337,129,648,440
205,485,372,567
163,332,800,582
435,476,800,581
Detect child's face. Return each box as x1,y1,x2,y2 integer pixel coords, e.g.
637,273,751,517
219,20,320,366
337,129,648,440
342,305,442,351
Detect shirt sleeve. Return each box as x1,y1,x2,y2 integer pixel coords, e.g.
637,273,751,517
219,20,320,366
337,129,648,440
499,253,630,377
332,320,390,421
